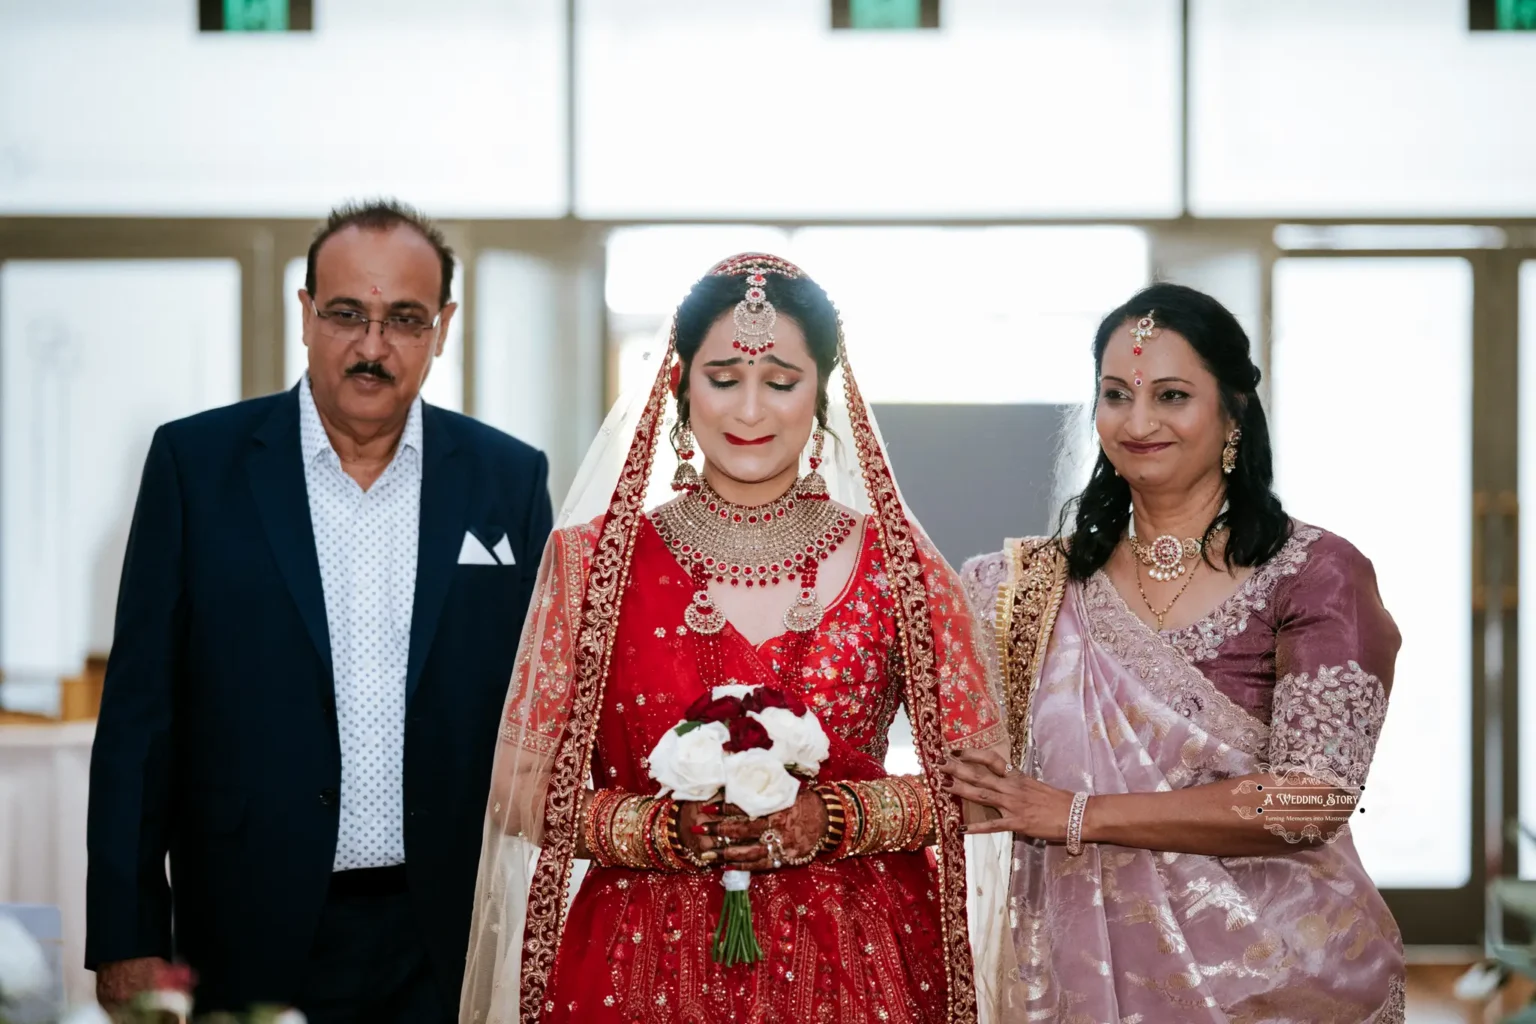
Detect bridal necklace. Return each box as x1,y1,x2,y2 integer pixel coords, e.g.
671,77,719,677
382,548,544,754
650,477,857,636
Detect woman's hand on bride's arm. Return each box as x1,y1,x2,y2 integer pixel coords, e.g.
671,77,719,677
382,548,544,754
714,789,827,870
939,748,1073,841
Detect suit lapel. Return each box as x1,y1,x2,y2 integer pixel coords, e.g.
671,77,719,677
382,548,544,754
247,387,333,675
407,405,469,705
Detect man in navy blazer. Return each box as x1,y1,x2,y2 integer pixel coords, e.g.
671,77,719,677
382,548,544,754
86,201,553,1023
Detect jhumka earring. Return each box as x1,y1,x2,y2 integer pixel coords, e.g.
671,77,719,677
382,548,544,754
1222,427,1242,475
1129,311,1158,388
797,425,829,500
672,420,701,493
732,269,777,357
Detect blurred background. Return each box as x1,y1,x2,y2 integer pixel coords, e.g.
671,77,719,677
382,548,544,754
0,0,1533,1018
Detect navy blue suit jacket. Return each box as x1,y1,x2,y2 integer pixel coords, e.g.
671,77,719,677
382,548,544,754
85,386,553,1011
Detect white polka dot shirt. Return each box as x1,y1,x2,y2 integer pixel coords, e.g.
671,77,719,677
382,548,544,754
299,375,423,872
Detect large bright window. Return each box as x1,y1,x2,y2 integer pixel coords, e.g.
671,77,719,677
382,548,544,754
1191,0,1536,215
606,225,1148,404
1271,257,1473,888
1,260,241,678
578,0,1181,218
1519,261,1536,878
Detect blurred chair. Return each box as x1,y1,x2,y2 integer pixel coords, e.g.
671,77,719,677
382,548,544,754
1479,820,1536,1022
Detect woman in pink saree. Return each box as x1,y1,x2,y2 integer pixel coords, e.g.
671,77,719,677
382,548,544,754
949,283,1406,1022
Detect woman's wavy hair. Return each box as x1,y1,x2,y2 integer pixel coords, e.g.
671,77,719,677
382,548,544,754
1057,282,1291,581
668,271,840,452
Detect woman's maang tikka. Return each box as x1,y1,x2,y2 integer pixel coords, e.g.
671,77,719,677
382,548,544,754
1129,309,1159,388
708,253,805,358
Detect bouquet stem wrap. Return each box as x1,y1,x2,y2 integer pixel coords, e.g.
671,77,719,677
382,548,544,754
712,869,763,966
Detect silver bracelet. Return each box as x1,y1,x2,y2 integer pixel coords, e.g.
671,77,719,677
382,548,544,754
1066,791,1090,856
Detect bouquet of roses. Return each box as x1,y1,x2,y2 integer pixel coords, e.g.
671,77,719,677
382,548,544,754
647,683,830,965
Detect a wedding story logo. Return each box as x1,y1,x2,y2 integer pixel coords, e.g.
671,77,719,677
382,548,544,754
1230,764,1364,845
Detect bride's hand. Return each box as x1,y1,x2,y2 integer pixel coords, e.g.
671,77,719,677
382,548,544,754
676,799,728,864
714,790,828,871
939,748,1074,841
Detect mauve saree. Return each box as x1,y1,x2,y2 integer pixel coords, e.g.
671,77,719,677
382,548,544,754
962,525,1406,1023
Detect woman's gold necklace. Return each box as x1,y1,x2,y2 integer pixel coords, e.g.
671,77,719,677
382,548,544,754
1127,511,1220,629
1134,558,1198,630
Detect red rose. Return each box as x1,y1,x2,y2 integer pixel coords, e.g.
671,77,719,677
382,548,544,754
743,686,807,718
723,715,773,753
684,694,743,723
152,962,197,993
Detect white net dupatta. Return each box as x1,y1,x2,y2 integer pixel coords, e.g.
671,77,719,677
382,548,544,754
460,307,1016,1023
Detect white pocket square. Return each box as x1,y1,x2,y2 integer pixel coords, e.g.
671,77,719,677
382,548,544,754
457,532,498,565
458,530,516,566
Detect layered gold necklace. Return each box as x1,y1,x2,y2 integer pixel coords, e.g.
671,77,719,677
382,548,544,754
650,478,857,635
1126,507,1225,630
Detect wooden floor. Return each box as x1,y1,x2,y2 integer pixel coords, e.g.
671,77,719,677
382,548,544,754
1407,963,1536,1023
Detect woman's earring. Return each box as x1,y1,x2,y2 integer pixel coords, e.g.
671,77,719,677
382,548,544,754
797,426,829,500
672,421,701,493
1221,427,1242,475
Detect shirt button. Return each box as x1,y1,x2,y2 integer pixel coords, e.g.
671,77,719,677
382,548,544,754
319,788,339,808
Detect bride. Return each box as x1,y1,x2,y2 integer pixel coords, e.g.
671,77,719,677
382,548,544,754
458,254,1010,1023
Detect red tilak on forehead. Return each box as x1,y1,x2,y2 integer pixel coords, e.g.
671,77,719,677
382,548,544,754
370,286,381,295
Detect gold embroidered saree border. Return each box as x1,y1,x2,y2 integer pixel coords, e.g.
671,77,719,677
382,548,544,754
999,538,1068,767
517,329,676,1021
840,345,977,1023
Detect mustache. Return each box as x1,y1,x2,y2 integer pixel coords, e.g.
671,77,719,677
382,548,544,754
345,360,396,384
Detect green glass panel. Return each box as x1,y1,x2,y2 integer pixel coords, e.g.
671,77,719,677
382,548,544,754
848,0,922,30
223,0,290,32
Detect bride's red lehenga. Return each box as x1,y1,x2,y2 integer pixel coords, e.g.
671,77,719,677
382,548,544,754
531,516,988,1024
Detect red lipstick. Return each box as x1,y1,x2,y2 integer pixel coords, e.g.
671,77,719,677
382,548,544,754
725,433,775,446
1120,441,1172,455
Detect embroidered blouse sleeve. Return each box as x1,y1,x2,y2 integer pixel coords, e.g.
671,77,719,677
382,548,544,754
499,521,598,754
1268,534,1401,788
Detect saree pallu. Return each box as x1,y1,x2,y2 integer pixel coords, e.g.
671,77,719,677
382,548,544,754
1003,567,1405,1023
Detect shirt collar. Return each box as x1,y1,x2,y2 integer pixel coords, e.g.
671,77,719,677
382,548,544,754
300,374,424,467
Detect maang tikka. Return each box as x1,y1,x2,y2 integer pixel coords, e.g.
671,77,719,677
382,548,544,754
1129,310,1159,388
732,269,778,357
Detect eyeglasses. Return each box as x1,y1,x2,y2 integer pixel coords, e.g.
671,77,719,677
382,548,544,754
309,300,443,348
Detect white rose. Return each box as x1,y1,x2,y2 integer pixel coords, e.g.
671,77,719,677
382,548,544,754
722,748,801,818
712,684,757,701
648,721,728,802
751,707,830,775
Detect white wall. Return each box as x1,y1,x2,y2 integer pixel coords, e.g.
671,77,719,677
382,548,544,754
1191,0,1536,216
0,0,566,216
576,0,1183,218
1,260,242,677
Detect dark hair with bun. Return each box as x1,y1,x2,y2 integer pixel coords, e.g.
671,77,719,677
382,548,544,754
669,271,840,452
1057,282,1291,581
